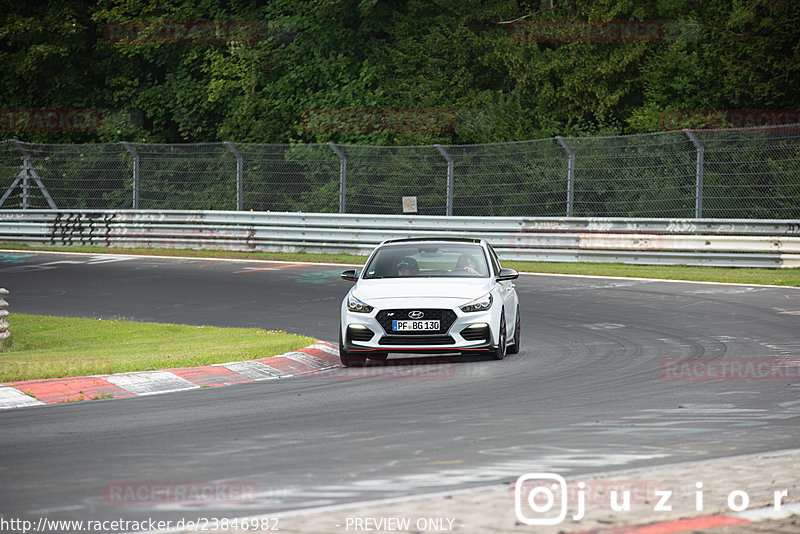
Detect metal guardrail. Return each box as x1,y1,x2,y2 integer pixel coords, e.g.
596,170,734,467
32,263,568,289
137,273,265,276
0,288,9,348
1,210,799,268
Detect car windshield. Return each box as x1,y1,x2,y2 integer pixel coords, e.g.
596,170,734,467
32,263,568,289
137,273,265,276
363,244,490,279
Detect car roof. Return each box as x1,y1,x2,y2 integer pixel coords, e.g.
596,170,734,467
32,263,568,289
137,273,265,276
379,237,485,246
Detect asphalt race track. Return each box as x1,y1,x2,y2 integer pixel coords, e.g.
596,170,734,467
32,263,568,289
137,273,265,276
1,251,799,529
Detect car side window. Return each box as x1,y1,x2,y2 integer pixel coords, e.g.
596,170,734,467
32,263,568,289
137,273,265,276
487,245,501,276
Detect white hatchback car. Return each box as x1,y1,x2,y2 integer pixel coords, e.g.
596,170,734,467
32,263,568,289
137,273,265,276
339,238,520,366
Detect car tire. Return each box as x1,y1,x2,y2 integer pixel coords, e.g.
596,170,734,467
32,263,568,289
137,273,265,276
507,306,521,355
491,314,506,360
339,330,367,367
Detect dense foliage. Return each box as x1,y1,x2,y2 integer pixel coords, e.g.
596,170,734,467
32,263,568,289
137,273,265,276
2,0,799,144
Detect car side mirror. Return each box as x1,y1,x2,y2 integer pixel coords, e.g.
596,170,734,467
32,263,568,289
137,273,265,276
341,269,359,282
496,268,519,281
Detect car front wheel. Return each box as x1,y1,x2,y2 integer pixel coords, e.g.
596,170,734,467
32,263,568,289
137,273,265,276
338,330,367,367
507,306,521,355
491,315,506,360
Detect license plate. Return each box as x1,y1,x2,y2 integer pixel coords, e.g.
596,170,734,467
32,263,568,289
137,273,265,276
392,320,440,332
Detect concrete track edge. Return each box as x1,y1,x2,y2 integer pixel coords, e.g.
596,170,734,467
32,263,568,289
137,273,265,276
161,448,800,534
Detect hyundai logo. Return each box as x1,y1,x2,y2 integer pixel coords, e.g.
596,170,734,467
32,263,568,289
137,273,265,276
408,311,425,319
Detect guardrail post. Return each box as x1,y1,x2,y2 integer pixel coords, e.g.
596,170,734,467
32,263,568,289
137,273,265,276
0,288,9,348
684,129,704,219
555,136,575,217
225,142,244,211
328,142,347,214
434,144,454,216
121,142,139,209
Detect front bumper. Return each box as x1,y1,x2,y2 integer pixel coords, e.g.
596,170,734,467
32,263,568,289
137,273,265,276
341,304,500,355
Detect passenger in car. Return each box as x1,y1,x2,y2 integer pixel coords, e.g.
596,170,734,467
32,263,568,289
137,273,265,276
454,253,480,275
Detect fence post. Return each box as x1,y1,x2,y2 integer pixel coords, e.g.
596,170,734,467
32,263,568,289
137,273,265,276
12,140,57,209
684,129,704,219
434,144,454,216
0,175,17,208
225,142,244,211
0,288,9,348
328,142,347,214
121,142,139,209
555,136,575,217
0,142,22,208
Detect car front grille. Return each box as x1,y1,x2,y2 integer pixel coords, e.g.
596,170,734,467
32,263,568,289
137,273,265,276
378,335,456,346
376,309,457,335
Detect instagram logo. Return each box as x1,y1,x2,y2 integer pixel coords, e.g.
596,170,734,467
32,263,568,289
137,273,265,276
514,473,568,525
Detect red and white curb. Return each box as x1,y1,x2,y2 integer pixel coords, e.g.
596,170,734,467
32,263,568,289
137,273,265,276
0,342,339,410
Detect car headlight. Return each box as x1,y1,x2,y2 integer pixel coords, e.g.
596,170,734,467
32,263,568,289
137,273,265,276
347,294,374,313
460,293,492,313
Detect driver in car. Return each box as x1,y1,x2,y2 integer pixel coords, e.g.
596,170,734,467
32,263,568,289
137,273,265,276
396,260,414,276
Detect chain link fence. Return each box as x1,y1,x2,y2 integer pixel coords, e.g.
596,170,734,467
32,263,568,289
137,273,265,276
2,124,799,218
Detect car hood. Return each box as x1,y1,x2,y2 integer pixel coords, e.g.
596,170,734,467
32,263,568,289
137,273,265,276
353,278,493,303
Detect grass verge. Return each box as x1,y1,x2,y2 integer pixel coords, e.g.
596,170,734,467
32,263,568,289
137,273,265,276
0,314,315,383
0,242,364,266
501,261,800,287
1,242,799,287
